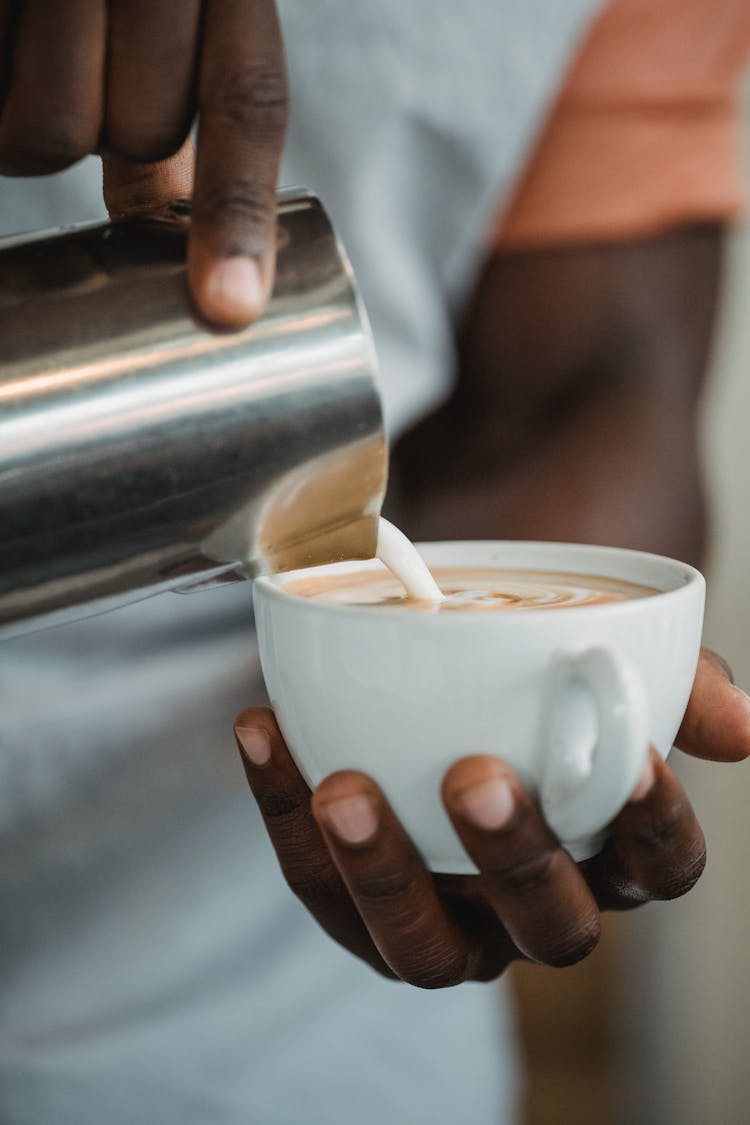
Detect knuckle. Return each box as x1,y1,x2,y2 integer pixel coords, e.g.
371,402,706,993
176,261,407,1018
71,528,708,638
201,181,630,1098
399,947,470,990
206,63,289,140
595,876,651,912
539,916,601,969
38,119,93,165
104,190,163,220
680,711,710,752
284,863,341,912
193,179,276,249
258,789,310,822
103,164,174,219
494,850,557,898
633,800,686,852
355,867,420,909
650,840,707,901
2,115,92,173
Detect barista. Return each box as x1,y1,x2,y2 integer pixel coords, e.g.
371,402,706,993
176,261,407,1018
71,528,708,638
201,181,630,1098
2,0,749,996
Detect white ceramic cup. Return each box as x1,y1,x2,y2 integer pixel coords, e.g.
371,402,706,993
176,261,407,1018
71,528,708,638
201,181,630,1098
253,541,705,873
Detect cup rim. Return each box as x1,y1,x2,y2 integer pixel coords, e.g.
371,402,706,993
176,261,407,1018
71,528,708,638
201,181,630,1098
253,540,704,623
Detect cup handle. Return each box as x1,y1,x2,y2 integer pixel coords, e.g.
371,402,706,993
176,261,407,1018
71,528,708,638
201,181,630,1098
538,647,649,846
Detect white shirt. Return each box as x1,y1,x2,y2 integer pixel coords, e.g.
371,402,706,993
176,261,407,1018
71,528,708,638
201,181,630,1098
0,4,601,1121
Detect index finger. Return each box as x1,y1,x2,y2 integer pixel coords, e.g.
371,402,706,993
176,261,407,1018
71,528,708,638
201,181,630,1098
676,648,750,762
312,770,481,988
190,0,288,326
234,708,386,971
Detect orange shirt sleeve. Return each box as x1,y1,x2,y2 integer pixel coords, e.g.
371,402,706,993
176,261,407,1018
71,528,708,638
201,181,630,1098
495,0,750,249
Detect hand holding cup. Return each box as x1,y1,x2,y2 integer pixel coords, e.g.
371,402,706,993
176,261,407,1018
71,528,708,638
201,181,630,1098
231,540,750,986
236,643,748,986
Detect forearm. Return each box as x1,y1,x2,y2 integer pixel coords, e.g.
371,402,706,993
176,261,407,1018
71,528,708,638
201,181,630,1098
390,227,723,568
389,375,707,566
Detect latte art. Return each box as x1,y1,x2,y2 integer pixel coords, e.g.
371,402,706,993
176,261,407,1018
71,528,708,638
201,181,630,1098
285,565,660,612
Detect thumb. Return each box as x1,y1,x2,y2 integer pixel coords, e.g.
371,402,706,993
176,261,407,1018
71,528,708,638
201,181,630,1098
101,137,195,223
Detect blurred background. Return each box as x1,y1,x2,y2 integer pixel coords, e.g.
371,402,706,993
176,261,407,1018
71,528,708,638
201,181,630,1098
512,73,750,1125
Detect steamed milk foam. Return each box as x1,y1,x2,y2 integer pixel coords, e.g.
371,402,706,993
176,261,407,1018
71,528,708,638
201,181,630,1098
286,520,659,611
375,519,445,601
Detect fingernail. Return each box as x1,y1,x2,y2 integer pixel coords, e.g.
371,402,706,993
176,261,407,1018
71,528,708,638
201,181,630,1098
235,726,271,768
204,256,265,324
455,777,515,831
631,753,655,802
319,795,379,846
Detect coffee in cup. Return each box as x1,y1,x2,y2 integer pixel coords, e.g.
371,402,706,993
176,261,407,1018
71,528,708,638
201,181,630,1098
285,565,659,613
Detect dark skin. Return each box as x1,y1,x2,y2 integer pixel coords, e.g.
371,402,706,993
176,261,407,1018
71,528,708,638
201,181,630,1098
0,0,288,325
236,226,750,986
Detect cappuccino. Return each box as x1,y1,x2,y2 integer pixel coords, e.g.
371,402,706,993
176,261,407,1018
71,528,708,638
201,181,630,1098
285,565,659,612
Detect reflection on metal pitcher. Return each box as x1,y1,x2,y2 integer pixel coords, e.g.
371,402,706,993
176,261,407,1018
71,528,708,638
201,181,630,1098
0,191,387,637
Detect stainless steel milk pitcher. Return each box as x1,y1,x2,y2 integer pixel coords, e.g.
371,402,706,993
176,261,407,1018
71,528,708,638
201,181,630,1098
0,190,387,637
